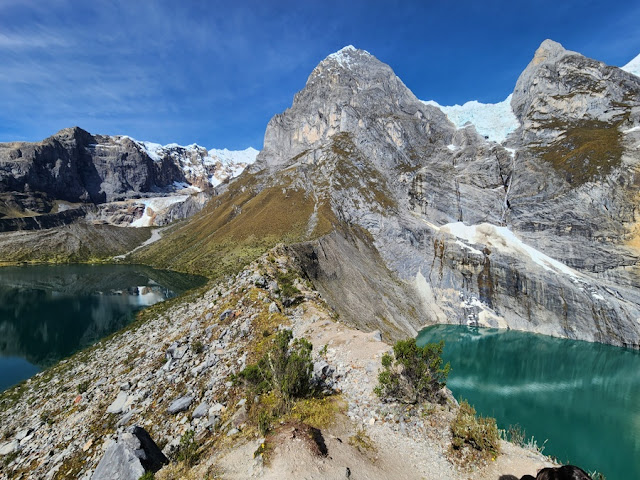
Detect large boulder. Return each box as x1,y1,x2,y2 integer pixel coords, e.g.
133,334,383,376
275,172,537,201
91,426,168,480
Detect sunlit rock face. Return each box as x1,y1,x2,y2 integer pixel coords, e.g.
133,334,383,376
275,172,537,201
248,42,640,348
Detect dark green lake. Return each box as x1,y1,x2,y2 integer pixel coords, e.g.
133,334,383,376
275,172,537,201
0,264,206,392
417,325,640,480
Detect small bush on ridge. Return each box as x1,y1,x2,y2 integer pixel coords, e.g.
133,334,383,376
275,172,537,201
239,329,313,403
450,400,500,462
374,338,450,404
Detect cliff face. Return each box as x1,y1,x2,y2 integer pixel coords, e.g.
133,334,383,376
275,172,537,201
234,43,640,347
0,128,257,224
0,127,185,209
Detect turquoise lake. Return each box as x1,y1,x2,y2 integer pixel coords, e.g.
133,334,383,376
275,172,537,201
417,325,640,480
0,264,206,392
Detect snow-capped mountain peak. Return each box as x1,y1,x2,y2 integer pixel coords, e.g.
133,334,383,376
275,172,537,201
325,45,371,67
114,136,258,188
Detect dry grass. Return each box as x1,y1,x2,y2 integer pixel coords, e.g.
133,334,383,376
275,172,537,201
133,173,335,278
533,119,623,186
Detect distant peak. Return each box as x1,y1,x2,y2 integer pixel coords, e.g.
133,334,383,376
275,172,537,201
324,45,371,66
531,39,568,66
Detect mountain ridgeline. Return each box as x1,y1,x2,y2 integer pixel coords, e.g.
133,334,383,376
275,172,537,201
0,128,256,218
133,41,640,348
1,41,638,348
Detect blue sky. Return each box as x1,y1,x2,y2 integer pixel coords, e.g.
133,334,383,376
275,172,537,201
1,0,639,149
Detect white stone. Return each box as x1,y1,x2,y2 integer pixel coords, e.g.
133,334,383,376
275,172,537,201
107,391,129,414
0,440,19,455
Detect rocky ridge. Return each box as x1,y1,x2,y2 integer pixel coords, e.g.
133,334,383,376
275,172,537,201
0,247,551,479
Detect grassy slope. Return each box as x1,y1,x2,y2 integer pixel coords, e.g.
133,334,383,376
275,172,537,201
132,171,337,279
0,222,152,264
534,119,624,186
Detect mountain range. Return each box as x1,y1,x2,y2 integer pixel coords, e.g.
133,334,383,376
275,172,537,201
2,40,640,349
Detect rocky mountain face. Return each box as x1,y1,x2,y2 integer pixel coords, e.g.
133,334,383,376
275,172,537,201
143,42,640,348
0,128,182,209
0,127,257,226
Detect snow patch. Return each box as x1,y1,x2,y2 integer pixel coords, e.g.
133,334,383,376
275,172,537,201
110,135,258,188
326,45,370,67
208,147,259,166
621,53,640,78
130,196,188,228
441,222,579,278
455,240,483,256
623,126,640,134
423,94,520,144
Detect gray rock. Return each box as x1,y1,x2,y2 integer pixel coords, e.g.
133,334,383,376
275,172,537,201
313,360,333,381
116,410,137,428
107,391,129,414
268,301,280,314
167,395,194,414
219,309,234,321
0,440,19,456
15,428,31,441
91,441,144,480
252,275,268,288
92,426,168,480
205,416,221,430
192,402,209,419
371,330,382,341
231,405,248,428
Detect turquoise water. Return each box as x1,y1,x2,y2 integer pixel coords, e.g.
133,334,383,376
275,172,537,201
0,264,205,391
416,325,640,480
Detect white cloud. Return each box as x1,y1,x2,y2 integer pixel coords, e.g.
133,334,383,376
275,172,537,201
0,31,70,50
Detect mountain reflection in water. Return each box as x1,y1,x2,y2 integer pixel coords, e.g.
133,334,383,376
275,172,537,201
0,264,205,390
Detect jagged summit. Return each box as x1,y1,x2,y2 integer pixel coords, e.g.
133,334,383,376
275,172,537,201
259,45,443,169
308,44,385,82
530,39,571,66
324,45,372,66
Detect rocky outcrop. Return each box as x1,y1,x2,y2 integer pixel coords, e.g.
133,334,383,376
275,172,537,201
0,207,87,232
91,426,168,480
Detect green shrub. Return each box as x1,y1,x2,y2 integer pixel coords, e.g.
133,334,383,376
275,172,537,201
374,339,450,404
77,380,90,394
192,341,204,355
450,400,500,461
257,410,271,436
138,472,155,480
174,430,199,467
239,329,313,402
274,271,301,300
